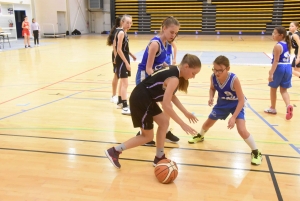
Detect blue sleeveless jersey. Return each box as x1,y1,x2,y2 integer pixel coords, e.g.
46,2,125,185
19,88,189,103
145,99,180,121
166,42,172,55
272,41,290,64
212,72,238,104
138,36,167,70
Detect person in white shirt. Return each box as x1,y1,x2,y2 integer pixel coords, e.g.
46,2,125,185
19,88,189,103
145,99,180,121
31,18,40,46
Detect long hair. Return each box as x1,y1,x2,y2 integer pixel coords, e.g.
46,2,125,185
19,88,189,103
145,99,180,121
275,26,291,53
160,16,180,34
106,16,122,46
178,54,201,93
291,21,300,32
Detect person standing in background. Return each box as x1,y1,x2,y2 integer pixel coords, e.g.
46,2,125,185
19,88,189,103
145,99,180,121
31,18,40,46
22,16,31,48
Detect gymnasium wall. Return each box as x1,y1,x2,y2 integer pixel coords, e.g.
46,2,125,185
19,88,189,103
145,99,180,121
113,0,300,35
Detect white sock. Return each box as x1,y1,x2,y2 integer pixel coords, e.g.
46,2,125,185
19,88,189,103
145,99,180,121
199,128,208,136
244,134,257,150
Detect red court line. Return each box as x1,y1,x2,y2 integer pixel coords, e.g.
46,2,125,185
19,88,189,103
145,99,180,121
0,62,111,105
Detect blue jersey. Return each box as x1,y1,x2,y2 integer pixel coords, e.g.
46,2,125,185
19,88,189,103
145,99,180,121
212,72,238,103
138,36,167,71
272,41,290,64
166,42,172,55
209,72,245,120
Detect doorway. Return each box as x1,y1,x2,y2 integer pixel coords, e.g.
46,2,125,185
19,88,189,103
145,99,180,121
57,11,66,33
14,10,26,38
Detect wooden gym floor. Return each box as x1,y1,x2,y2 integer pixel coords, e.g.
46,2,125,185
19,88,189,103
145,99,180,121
0,34,299,201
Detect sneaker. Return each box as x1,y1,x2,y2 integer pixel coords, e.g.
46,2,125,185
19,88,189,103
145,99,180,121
136,131,155,146
25,45,27,48
116,102,123,109
153,154,167,167
188,133,204,144
165,130,180,143
264,108,277,114
251,150,262,165
122,107,131,115
104,147,121,169
286,105,293,120
110,95,118,104
28,45,31,48
37,44,40,47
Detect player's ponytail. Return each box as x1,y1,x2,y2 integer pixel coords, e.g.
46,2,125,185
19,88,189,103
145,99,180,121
275,26,291,53
107,16,122,46
178,54,201,93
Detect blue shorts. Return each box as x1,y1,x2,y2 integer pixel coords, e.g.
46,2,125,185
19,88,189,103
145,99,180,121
135,68,149,85
268,63,292,88
209,100,245,120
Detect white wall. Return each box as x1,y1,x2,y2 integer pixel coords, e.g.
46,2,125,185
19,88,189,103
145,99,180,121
34,0,67,34
89,0,110,33
68,0,89,34
0,0,31,4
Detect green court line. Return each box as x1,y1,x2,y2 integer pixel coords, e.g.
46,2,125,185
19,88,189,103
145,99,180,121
0,127,299,145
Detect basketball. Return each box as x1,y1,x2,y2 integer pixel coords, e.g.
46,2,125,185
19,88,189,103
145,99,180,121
154,159,178,184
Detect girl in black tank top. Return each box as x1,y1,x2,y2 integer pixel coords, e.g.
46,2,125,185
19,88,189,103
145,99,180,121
289,21,300,77
104,54,202,169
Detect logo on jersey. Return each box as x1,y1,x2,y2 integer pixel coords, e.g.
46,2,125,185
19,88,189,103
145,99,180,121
221,91,238,100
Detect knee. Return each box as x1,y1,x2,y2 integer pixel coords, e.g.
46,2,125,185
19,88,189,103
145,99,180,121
237,128,249,139
157,117,169,130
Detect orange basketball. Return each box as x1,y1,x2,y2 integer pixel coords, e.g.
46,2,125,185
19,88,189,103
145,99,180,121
154,159,178,184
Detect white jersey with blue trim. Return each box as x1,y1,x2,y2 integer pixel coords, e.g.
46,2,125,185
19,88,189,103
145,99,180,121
138,36,167,71
212,72,238,102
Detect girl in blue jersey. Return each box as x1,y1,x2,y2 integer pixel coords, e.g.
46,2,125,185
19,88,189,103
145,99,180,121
136,16,181,144
188,55,262,166
264,26,293,120
289,21,300,77
105,54,201,169
113,15,136,115
107,16,122,104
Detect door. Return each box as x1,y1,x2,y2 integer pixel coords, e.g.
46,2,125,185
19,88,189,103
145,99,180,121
14,10,26,38
57,11,66,33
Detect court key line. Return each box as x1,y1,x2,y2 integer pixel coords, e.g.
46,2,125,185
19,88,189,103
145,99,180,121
247,102,300,154
0,147,298,177
0,62,111,105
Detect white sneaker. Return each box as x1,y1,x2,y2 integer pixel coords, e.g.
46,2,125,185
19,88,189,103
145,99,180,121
264,108,277,114
116,103,123,109
110,95,118,104
122,107,131,115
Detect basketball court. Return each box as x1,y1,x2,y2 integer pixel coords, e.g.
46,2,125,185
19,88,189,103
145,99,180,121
0,34,299,200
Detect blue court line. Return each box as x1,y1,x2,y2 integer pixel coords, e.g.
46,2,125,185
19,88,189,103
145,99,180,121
0,87,106,121
247,103,300,154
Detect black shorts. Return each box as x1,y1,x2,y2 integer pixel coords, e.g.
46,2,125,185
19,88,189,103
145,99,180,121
292,56,300,68
115,54,131,78
129,85,162,130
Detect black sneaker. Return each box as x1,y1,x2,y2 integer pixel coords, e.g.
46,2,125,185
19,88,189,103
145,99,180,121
136,131,155,146
104,147,121,169
153,154,167,167
25,45,27,48
165,130,180,143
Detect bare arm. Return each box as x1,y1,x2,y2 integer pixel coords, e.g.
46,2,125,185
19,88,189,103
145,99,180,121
171,42,177,64
172,95,198,124
162,78,198,135
146,42,159,75
116,31,130,70
208,76,216,106
227,77,245,129
269,44,281,81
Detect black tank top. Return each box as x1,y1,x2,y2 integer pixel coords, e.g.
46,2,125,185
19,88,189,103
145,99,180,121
291,32,300,55
141,66,180,102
